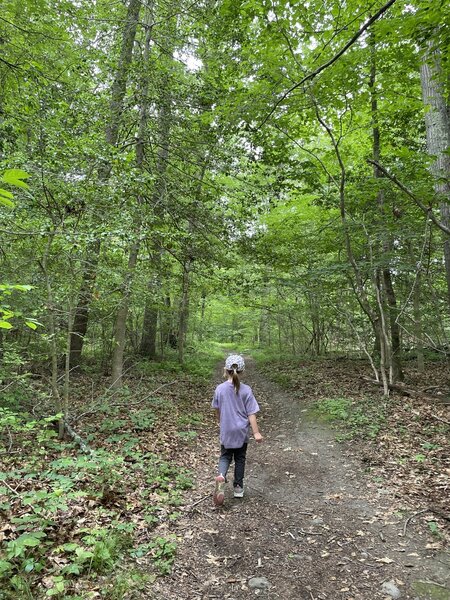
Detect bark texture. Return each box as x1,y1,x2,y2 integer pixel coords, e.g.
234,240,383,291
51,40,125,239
420,45,450,305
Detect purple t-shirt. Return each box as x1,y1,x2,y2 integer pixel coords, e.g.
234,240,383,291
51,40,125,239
211,381,260,448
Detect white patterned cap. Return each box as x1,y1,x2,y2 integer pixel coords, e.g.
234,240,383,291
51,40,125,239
225,354,245,372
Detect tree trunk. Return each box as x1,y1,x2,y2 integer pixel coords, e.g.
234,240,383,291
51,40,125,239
40,231,64,437
178,257,192,364
414,269,425,372
370,29,403,382
70,240,100,369
198,292,206,342
110,4,154,387
140,289,159,358
69,0,141,369
139,87,171,357
374,270,390,395
420,43,450,306
110,239,140,389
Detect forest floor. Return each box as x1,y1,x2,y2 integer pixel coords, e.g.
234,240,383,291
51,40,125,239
2,355,450,599
152,357,450,600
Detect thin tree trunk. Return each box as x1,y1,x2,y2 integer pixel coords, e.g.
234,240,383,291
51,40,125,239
374,270,390,395
176,157,207,362
370,28,403,382
110,4,153,388
40,232,64,437
64,302,74,425
140,292,159,358
139,7,174,359
178,257,192,363
414,269,425,372
198,292,206,342
69,0,141,369
110,239,140,389
70,240,100,369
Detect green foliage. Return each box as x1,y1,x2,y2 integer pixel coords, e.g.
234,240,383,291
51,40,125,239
136,344,224,380
0,284,40,331
2,0,449,595
129,535,177,574
316,397,353,421
0,417,193,594
130,408,156,431
103,569,155,599
314,396,387,440
427,521,440,537
0,169,29,208
177,412,203,427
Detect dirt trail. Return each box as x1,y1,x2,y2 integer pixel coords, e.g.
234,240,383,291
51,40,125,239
152,359,450,600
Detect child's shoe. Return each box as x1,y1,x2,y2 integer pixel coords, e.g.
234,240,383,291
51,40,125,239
233,485,244,498
213,475,225,506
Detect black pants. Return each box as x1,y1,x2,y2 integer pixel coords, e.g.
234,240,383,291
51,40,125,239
218,443,248,488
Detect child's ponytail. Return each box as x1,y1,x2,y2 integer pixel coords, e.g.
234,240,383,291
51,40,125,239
231,368,240,395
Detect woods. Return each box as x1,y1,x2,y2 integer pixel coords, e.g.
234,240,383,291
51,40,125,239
2,0,449,387
1,0,449,597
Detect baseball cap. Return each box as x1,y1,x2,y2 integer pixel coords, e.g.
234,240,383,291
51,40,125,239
225,354,245,372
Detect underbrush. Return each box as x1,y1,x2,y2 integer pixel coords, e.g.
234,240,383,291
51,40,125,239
252,351,320,390
313,396,388,440
0,357,213,599
135,343,224,381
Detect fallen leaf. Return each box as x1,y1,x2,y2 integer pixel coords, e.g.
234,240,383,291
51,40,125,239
376,557,394,564
206,553,222,566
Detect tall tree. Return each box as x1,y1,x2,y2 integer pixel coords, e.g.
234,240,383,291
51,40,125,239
70,0,142,369
420,42,450,307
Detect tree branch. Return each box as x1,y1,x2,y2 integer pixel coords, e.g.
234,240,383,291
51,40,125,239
257,0,398,129
368,160,450,236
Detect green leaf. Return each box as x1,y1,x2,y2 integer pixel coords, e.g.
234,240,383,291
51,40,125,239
1,169,30,189
61,563,81,575
16,532,46,547
0,560,13,575
0,321,13,329
0,188,14,199
25,321,38,330
75,547,94,562
0,189,14,208
61,543,79,552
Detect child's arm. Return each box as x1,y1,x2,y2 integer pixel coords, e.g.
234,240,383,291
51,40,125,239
215,408,220,424
248,413,263,442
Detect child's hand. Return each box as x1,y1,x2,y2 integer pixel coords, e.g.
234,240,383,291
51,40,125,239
254,432,263,443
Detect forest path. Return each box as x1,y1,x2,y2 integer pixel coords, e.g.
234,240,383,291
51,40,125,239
151,358,450,600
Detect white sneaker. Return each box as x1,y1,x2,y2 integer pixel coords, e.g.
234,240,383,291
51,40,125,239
233,485,244,498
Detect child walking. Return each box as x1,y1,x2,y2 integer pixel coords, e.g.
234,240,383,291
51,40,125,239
211,354,263,506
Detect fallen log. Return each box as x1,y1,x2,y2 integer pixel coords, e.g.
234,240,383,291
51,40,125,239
360,376,450,405
64,421,93,454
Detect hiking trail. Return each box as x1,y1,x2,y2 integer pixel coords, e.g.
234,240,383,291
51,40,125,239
152,359,450,600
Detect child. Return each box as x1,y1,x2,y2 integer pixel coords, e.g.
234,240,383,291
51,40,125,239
211,354,263,506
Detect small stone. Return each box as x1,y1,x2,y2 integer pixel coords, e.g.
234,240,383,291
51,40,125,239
248,577,270,590
311,517,324,525
381,580,401,599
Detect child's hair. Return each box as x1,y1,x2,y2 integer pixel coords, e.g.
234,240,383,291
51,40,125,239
225,364,241,394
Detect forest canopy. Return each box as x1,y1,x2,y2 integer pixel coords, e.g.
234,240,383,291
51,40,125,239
1,0,449,393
